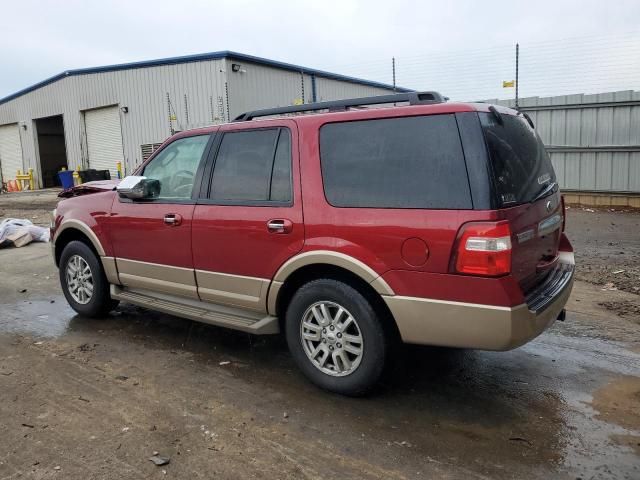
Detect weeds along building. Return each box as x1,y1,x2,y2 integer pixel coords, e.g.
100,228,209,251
0,51,405,188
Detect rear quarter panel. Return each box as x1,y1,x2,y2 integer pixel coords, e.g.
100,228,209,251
295,110,499,278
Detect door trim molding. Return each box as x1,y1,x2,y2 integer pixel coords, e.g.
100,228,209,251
116,258,198,299
195,269,269,312
101,256,119,284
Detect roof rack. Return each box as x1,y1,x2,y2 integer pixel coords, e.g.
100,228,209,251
233,91,446,121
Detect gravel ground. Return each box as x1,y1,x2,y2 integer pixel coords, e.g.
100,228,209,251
0,189,638,479
565,205,640,316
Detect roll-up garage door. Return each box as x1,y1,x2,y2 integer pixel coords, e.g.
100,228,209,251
0,124,23,183
85,106,124,179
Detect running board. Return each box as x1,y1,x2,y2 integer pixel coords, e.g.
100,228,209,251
110,285,279,335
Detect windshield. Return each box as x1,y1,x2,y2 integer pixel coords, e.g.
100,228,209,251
479,112,556,206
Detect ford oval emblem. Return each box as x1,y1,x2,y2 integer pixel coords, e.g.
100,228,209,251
546,200,553,212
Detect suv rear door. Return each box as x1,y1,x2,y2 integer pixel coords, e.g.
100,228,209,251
479,111,563,292
191,119,304,312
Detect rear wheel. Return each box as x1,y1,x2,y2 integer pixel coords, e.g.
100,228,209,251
59,240,118,317
285,279,388,396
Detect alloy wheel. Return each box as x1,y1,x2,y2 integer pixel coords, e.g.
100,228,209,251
65,254,94,305
300,301,364,377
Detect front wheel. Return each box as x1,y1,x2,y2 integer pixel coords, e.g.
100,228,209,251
285,279,388,396
59,240,118,317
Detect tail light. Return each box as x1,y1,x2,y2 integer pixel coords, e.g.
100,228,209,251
561,195,566,232
453,221,512,277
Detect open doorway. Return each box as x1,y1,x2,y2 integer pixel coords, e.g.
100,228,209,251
35,115,68,188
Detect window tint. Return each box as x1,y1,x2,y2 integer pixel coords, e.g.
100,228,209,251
479,112,556,206
319,115,472,209
142,135,209,199
210,128,292,203
270,129,292,202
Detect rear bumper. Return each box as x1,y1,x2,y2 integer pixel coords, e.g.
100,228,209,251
383,251,575,351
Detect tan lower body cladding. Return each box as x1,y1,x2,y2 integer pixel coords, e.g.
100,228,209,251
109,258,270,312
116,258,198,299
106,252,574,350
384,269,574,351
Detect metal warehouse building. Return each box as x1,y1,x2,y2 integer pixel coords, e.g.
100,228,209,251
0,51,406,188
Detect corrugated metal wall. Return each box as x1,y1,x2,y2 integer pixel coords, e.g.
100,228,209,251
0,59,227,183
490,90,640,194
225,60,393,120
0,58,395,186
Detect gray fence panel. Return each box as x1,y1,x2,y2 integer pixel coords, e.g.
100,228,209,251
492,90,640,193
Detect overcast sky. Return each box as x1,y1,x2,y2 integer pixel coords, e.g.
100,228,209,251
2,0,639,100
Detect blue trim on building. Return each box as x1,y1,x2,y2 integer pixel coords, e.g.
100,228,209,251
0,50,412,105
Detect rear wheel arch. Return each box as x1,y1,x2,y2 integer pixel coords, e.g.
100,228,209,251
272,262,400,341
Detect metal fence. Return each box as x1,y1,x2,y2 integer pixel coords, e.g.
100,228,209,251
486,90,640,196
325,31,640,103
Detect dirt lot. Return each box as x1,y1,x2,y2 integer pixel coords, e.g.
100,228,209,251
0,190,639,479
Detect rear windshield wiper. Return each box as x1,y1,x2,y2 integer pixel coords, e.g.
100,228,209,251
531,181,557,203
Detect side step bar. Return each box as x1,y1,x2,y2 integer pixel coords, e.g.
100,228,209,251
110,285,279,335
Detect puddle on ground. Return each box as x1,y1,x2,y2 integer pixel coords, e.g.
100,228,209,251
561,389,640,478
0,296,75,337
1,294,639,478
592,376,640,432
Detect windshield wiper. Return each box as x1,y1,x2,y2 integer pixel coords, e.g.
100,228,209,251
531,181,558,203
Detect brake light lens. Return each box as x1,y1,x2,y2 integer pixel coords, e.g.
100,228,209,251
454,222,512,277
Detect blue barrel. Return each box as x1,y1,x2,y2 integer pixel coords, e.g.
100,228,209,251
58,170,74,189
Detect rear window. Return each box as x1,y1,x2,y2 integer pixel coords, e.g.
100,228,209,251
479,112,556,206
319,114,472,209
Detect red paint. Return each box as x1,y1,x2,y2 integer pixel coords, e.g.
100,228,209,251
52,100,570,309
109,201,196,268
192,119,304,280
401,238,429,267
497,191,563,292
54,190,116,257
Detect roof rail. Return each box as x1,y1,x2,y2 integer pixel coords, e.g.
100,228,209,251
233,91,446,121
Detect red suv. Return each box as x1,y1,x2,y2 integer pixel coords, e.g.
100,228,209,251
52,92,574,395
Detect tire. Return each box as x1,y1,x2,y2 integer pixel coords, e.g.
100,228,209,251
285,279,388,396
59,240,119,317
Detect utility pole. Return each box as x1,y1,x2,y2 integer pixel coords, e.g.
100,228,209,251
392,57,396,92
515,43,519,109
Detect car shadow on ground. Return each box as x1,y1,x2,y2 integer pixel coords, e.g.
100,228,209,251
65,304,564,437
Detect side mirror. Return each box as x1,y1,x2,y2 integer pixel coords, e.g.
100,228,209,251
116,176,160,200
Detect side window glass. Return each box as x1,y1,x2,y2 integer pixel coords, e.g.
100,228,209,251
210,128,292,203
319,115,472,209
270,129,292,202
142,135,209,199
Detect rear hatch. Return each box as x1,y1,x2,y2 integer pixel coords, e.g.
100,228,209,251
479,110,563,294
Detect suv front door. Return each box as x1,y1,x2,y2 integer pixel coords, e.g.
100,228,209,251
109,134,213,299
192,120,304,312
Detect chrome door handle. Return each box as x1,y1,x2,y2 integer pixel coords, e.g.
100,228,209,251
267,219,292,234
164,214,182,226
267,220,285,231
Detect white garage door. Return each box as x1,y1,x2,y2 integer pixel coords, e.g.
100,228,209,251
0,124,23,183
85,106,124,179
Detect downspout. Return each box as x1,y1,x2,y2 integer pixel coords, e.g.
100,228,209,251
311,74,317,103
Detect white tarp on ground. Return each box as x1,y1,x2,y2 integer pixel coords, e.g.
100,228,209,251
0,219,50,248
